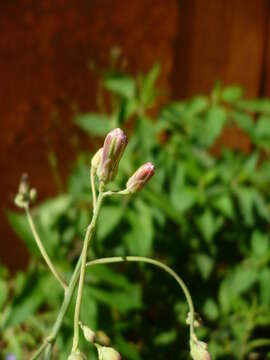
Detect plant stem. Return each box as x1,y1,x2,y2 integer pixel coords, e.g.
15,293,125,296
90,166,97,209
31,255,82,360
25,205,67,290
246,338,270,352
71,190,105,352
86,256,196,337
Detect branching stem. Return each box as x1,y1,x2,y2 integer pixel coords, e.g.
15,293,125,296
86,255,196,337
25,205,67,290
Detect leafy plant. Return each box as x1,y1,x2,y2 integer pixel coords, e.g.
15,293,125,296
3,64,270,359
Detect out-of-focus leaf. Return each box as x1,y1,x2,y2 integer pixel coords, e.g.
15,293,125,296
203,298,219,321
139,63,160,107
221,86,243,102
251,231,269,257
124,201,154,256
198,106,227,146
74,113,111,135
260,268,270,304
0,279,8,308
196,209,218,242
196,253,214,280
104,72,136,99
97,205,123,241
232,111,254,135
212,194,234,219
154,329,177,346
90,284,141,313
230,267,257,296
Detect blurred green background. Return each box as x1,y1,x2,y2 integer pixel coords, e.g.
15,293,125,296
1,1,270,359
2,65,270,359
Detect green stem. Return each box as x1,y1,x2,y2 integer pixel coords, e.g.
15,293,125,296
25,205,67,290
90,166,97,210
246,338,270,352
31,255,82,360
71,190,105,352
86,256,195,337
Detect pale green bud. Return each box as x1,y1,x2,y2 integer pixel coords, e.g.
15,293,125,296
68,351,87,360
91,148,103,171
81,324,96,343
190,340,211,360
97,346,121,360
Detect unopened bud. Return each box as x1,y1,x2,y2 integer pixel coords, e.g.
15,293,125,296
186,312,202,328
126,162,155,193
18,173,29,195
190,340,211,360
68,351,87,360
29,188,37,202
97,346,121,360
97,128,128,183
80,322,96,343
15,174,37,208
96,330,111,346
91,148,103,171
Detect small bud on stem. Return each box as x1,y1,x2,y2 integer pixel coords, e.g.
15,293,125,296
96,345,121,360
190,340,211,360
126,162,155,193
97,128,128,183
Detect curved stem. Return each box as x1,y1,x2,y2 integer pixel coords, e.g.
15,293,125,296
86,256,195,337
246,338,270,353
90,166,97,210
71,190,105,352
31,255,82,360
25,205,67,290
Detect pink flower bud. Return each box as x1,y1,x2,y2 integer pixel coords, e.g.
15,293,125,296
126,162,155,193
97,128,128,183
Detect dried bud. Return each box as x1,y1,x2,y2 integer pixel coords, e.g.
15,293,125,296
97,346,121,360
190,340,211,360
126,162,155,193
97,128,127,183
91,148,103,171
80,323,96,343
68,352,87,360
14,174,37,208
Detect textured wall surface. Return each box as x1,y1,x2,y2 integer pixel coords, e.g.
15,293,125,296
0,0,269,269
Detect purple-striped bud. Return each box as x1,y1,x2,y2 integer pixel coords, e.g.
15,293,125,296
190,340,211,360
126,162,155,193
97,128,128,184
97,346,121,360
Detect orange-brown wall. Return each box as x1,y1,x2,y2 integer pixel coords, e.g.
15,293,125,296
0,0,269,269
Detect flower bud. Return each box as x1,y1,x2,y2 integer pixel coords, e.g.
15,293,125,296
81,323,96,343
91,148,103,171
97,346,121,360
97,128,127,183
68,351,87,360
126,162,155,193
190,340,211,360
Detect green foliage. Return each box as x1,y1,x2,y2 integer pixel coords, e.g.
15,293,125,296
2,65,270,359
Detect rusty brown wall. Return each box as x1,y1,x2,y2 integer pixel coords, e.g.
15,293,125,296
0,0,269,269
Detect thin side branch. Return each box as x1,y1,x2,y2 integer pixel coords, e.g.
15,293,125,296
25,205,67,290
